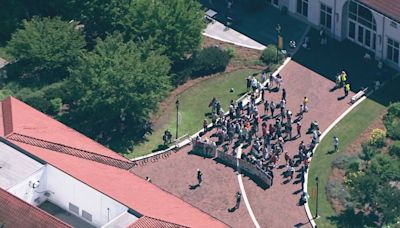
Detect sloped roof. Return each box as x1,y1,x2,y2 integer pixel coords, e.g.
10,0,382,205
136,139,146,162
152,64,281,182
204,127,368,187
0,188,71,228
1,97,129,162
0,97,227,228
128,216,188,228
358,0,400,22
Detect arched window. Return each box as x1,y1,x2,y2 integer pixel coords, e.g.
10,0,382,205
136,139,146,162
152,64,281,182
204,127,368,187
349,1,376,31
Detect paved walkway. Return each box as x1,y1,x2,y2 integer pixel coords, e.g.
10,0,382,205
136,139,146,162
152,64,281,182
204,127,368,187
203,21,265,50
132,59,355,227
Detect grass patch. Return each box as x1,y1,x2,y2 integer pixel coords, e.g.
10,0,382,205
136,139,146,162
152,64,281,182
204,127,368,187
127,69,260,158
307,98,385,227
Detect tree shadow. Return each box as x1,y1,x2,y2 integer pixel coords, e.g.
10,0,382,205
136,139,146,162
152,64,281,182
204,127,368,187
327,207,379,228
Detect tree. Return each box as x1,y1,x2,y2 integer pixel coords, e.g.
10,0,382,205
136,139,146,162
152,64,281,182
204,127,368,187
5,16,85,81
79,0,205,61
66,33,171,148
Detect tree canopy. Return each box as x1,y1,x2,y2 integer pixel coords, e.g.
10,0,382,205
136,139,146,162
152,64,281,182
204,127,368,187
79,0,205,61
5,16,85,80
66,33,171,147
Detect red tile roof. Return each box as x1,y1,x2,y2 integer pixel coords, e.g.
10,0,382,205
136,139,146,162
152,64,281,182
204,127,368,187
1,97,129,162
0,97,227,228
0,188,71,228
358,0,400,22
128,216,188,228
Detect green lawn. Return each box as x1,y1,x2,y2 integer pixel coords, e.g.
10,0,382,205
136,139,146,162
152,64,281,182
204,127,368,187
307,98,385,227
127,69,260,158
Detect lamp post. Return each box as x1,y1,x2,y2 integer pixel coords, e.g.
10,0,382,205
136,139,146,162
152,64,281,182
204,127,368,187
315,176,320,219
175,100,180,139
276,24,282,61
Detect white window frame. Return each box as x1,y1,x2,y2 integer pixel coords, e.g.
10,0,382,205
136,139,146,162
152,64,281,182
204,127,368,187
387,37,400,64
320,3,333,30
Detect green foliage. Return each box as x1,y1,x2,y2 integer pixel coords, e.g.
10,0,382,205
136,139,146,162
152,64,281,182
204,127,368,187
369,154,400,181
384,102,400,140
326,180,350,207
20,90,50,113
331,154,359,170
67,33,171,146
389,141,400,157
191,47,230,77
369,128,386,147
49,98,63,115
80,0,205,61
360,143,379,161
225,47,236,58
5,16,85,80
260,45,284,64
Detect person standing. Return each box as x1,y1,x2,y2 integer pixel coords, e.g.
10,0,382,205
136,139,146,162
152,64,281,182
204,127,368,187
264,100,270,116
203,119,208,133
333,136,339,152
297,122,302,137
235,191,242,209
282,88,286,101
270,101,276,118
197,169,203,186
303,97,309,113
340,70,347,87
344,83,350,97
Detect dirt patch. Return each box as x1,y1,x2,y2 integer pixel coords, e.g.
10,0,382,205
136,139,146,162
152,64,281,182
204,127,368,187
151,36,265,131
327,109,387,213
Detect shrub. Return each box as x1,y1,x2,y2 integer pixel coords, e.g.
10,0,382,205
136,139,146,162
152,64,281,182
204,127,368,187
49,98,63,115
326,180,350,206
369,128,386,148
389,141,400,157
360,143,379,161
260,45,284,64
346,160,360,173
332,154,359,170
225,47,236,58
384,102,400,139
191,47,230,77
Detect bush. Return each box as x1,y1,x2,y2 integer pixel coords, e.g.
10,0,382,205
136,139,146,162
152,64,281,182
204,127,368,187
49,98,62,115
389,141,400,157
326,180,350,206
369,128,386,148
384,102,400,140
260,45,284,64
191,47,230,77
225,47,236,58
332,154,359,170
360,143,379,161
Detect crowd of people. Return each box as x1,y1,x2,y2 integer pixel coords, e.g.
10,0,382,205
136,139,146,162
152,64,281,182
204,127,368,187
199,73,329,195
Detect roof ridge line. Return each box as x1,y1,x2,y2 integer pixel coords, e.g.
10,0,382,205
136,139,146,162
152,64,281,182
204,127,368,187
2,97,14,136
7,133,134,170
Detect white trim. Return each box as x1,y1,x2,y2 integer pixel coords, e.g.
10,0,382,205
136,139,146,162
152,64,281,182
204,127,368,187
303,96,367,227
236,145,261,228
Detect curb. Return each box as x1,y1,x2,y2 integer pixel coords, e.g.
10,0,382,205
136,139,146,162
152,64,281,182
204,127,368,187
303,96,367,227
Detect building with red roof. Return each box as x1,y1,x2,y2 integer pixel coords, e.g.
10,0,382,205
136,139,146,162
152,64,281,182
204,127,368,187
0,96,227,228
0,187,71,228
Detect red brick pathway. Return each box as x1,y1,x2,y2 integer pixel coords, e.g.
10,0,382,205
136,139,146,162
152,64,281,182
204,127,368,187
132,60,354,227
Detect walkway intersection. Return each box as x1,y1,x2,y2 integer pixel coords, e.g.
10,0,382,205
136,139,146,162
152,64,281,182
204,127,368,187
132,59,355,227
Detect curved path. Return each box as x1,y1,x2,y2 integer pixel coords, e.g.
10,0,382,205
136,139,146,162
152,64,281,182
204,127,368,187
132,60,355,227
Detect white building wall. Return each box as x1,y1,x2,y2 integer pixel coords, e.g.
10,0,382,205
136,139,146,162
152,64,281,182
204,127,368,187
7,166,47,206
46,165,129,227
383,18,400,67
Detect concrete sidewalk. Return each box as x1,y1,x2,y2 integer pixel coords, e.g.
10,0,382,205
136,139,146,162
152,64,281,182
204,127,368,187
203,21,266,50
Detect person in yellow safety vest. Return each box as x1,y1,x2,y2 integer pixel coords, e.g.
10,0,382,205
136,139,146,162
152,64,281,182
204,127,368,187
340,71,347,87
344,83,350,97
